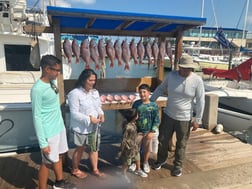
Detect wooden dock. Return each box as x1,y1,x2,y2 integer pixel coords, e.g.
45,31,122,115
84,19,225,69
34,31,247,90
1,128,252,189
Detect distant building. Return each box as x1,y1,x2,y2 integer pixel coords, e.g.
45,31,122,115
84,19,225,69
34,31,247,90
182,26,249,56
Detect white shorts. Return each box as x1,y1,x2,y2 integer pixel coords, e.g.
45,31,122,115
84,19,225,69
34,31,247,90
41,128,68,164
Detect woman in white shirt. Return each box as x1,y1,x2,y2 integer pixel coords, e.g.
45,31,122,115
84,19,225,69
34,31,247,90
68,69,105,179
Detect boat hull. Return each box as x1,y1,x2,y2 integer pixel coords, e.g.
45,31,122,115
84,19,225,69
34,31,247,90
0,103,38,153
218,107,252,131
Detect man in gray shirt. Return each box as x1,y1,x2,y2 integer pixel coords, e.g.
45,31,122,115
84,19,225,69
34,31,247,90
150,54,205,177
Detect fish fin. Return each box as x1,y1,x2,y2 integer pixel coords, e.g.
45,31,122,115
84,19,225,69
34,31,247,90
124,64,130,70
95,63,100,70
85,63,90,69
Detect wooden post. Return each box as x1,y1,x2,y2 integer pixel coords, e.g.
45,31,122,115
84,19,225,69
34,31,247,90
52,18,69,167
174,31,183,70
52,18,65,105
202,94,219,131
156,36,166,81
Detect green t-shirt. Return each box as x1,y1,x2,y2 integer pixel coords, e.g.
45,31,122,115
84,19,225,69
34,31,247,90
132,100,160,133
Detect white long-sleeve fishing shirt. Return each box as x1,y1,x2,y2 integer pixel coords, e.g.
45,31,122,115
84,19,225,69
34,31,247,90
150,71,205,124
68,87,104,134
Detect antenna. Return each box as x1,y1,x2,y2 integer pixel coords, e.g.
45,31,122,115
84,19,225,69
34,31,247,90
241,0,249,46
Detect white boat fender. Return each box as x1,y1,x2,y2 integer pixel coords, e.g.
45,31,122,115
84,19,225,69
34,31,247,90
215,124,224,134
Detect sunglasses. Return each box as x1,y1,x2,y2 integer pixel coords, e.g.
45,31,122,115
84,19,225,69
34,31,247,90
49,67,61,72
50,81,59,94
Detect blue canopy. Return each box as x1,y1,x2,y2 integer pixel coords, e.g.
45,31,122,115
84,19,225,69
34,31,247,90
47,6,206,37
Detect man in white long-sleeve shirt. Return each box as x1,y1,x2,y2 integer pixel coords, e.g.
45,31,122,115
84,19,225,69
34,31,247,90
150,54,205,177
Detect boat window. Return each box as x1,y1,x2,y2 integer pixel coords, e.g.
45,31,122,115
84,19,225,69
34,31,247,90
4,44,39,71
0,1,10,12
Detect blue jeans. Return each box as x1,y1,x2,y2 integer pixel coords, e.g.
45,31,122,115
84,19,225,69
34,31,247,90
157,112,191,169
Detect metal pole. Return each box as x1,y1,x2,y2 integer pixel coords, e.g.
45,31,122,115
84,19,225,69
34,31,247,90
199,0,205,46
242,0,249,47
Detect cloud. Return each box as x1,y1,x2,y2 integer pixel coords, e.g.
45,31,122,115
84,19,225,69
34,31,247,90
46,0,96,7
73,0,96,4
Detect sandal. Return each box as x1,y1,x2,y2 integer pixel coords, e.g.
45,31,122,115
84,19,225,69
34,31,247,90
93,169,106,178
72,169,88,179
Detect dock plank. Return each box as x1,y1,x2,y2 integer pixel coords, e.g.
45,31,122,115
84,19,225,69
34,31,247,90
1,128,252,188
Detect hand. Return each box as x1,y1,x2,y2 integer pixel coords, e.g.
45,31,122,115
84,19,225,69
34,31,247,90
89,115,100,124
147,132,154,139
98,114,105,123
42,146,50,154
191,121,199,131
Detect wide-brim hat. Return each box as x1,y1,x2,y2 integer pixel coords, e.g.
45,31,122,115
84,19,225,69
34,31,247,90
178,54,198,69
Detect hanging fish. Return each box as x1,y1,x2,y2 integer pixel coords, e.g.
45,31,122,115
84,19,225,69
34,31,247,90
63,38,72,64
145,41,152,69
90,39,100,70
80,38,91,69
114,39,123,66
129,39,138,64
166,40,173,65
121,40,130,70
72,39,80,63
137,39,145,64
158,41,166,66
106,39,115,68
152,40,159,67
98,38,106,66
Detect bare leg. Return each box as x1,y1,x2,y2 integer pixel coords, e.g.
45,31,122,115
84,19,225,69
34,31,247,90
72,146,85,171
52,155,63,181
122,163,128,175
89,151,98,171
135,159,141,171
38,163,49,189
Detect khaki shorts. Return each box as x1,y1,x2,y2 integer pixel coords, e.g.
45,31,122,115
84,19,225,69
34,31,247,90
137,132,152,154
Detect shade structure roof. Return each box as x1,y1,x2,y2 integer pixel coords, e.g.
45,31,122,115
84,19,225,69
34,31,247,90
47,6,206,37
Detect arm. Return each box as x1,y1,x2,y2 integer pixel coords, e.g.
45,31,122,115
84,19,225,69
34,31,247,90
192,78,205,131
68,90,91,126
96,91,105,123
31,88,48,149
151,103,160,132
150,75,168,101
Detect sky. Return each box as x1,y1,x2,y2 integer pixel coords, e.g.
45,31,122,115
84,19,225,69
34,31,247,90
27,0,252,32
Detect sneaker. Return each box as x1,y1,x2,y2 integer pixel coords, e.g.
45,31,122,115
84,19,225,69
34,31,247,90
152,161,166,170
143,162,150,173
53,180,77,189
171,168,182,177
134,169,148,178
128,163,136,172
122,174,131,183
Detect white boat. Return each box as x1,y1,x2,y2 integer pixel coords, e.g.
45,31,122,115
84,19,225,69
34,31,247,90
0,0,54,153
184,44,250,71
204,79,252,132
202,55,252,132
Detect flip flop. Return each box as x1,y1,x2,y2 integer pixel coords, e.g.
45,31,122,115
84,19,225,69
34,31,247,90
93,169,106,178
72,169,88,179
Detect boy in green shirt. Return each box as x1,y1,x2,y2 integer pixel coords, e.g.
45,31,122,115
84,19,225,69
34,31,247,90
132,84,160,173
